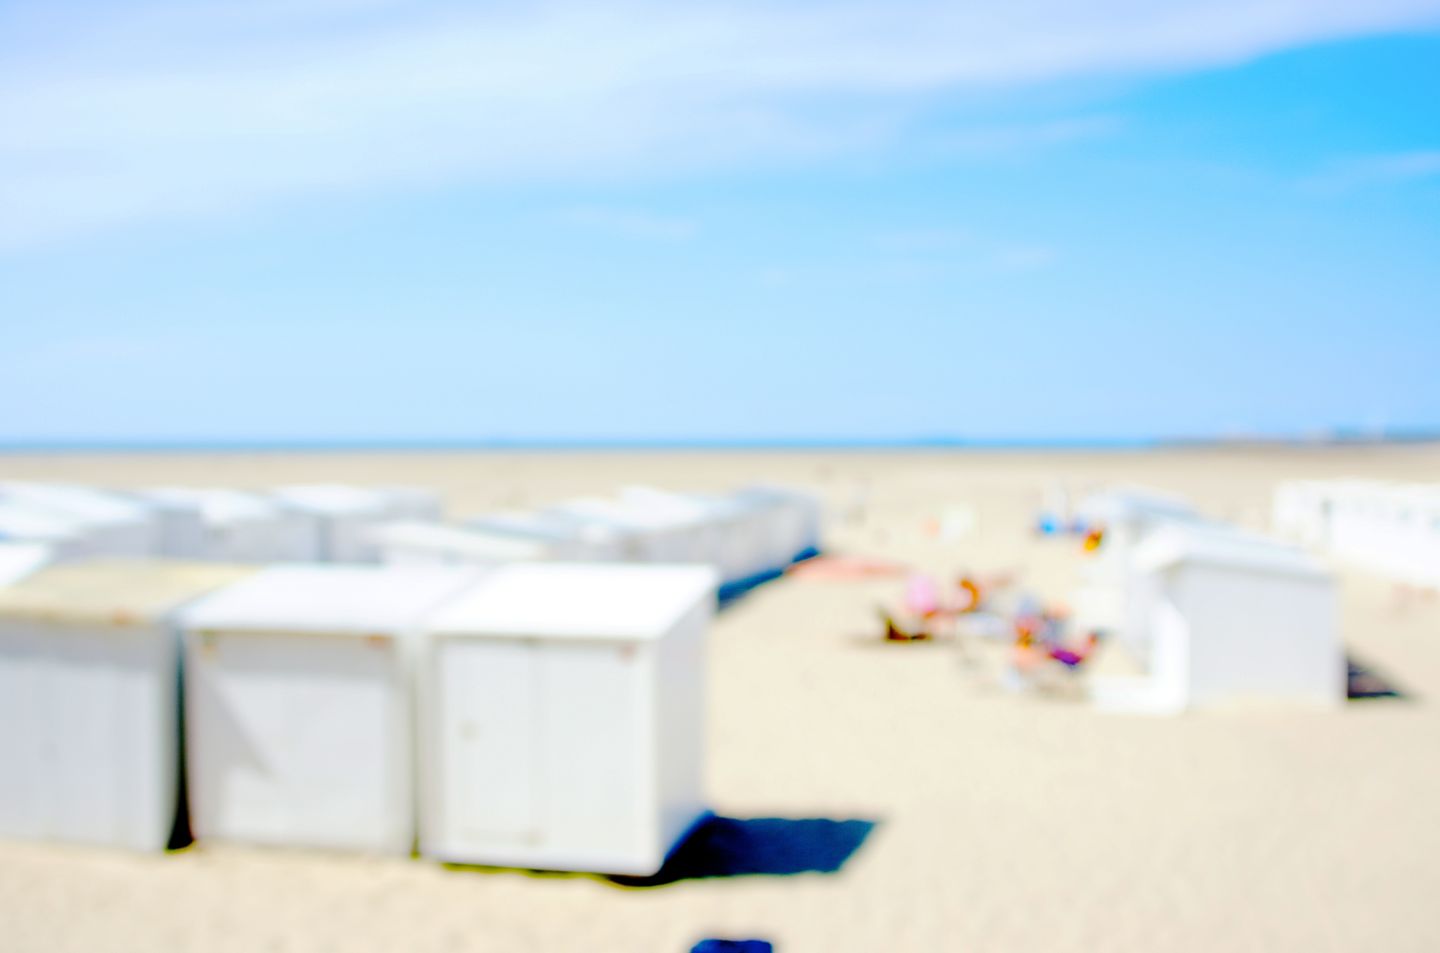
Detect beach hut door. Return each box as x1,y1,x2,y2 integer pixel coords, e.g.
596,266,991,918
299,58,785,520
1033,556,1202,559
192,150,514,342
441,639,541,844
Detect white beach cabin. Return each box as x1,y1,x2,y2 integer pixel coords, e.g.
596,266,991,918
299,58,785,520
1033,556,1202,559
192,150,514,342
114,491,209,558
543,497,704,564
374,486,445,523
1272,480,1337,550
1091,524,1342,714
1324,480,1397,572
0,543,54,589
179,565,483,854
0,483,160,557
140,488,321,563
419,563,716,876
701,492,778,583
1071,486,1202,649
1367,485,1440,588
0,561,254,850
368,521,554,568
618,487,768,585
1394,486,1440,588
733,485,824,570
464,511,624,562
1291,479,1440,587
268,485,394,563
0,502,90,561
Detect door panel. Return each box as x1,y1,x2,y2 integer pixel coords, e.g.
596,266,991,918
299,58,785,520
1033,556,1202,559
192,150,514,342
440,639,539,844
190,633,400,849
539,642,646,858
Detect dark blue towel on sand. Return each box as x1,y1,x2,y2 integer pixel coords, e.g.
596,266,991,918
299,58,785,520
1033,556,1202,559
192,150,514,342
691,941,773,953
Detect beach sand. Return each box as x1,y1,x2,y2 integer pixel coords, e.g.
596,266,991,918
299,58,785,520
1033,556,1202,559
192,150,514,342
1,446,1438,952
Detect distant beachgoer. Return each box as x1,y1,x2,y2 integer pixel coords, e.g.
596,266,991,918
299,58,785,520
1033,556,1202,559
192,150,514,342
905,572,940,618
880,608,929,642
1049,631,1101,669
1002,626,1050,692
878,573,945,642
954,575,983,613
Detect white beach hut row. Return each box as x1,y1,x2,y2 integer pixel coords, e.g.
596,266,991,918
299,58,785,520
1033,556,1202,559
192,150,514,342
367,484,824,592
0,560,714,875
1072,487,1342,714
0,482,443,567
1273,479,1440,588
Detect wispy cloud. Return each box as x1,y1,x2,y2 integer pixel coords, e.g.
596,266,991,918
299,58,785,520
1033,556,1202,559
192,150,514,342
3,0,1439,248
1303,150,1440,193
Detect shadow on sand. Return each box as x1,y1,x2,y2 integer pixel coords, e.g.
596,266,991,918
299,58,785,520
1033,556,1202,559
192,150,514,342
443,814,879,888
609,814,878,887
1347,654,1408,700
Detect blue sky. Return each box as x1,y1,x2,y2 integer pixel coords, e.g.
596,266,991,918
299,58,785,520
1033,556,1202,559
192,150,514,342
2,1,1438,444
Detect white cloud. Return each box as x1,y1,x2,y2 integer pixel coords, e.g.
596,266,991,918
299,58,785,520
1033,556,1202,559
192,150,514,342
2,0,1439,248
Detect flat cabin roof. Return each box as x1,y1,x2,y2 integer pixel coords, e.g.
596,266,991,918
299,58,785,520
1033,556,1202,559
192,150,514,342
179,564,483,634
1076,486,1196,525
142,487,288,523
0,483,151,525
0,543,52,588
547,497,699,532
369,521,551,560
0,502,85,542
428,563,718,641
0,560,256,627
270,485,390,515
620,487,745,522
372,486,443,517
469,510,620,542
735,484,820,507
1134,524,1330,580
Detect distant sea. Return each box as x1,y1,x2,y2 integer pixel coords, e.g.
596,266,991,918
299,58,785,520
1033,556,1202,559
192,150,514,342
1,432,1436,454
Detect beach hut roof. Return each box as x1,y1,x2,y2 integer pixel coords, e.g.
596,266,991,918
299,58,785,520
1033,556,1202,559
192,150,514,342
270,484,390,515
142,487,285,522
180,564,481,634
368,521,551,560
0,483,150,525
428,563,718,641
0,502,85,543
0,543,52,588
1076,485,1196,525
546,496,696,531
1134,524,1329,580
0,560,254,627
466,510,618,543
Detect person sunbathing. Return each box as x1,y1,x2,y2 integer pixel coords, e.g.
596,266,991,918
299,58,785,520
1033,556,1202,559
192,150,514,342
954,575,983,613
878,572,945,641
879,609,931,642
1002,626,1051,690
1003,606,1103,689
1048,631,1102,669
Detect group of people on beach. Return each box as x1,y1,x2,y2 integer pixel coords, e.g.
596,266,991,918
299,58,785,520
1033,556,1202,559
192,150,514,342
882,569,1103,691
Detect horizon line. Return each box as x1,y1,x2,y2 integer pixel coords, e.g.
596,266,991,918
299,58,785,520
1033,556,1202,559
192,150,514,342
1,431,1437,454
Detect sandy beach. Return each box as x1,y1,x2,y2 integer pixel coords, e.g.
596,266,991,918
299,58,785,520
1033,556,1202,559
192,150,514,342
1,445,1438,953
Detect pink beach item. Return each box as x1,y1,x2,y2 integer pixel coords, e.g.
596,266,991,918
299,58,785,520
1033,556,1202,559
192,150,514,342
904,573,941,618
